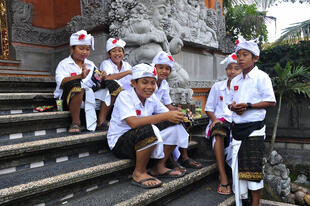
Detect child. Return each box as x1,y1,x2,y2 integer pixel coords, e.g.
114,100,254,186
107,63,188,189
229,37,276,206
98,38,132,129
54,30,111,133
205,53,241,195
152,51,202,171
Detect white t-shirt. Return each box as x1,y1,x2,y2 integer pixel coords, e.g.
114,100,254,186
107,88,169,149
154,79,172,105
100,59,132,90
54,56,95,99
230,66,276,136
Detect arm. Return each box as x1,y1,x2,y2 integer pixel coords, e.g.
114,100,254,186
125,110,185,129
229,101,276,115
166,104,177,111
60,64,90,87
105,70,132,80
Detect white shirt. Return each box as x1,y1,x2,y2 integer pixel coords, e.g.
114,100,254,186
54,56,95,99
100,59,132,90
230,66,276,136
107,87,169,149
155,79,172,105
205,79,233,123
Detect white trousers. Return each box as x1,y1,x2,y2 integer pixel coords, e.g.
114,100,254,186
231,138,264,206
138,124,189,160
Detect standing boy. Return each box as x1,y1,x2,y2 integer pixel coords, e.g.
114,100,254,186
107,63,188,189
229,37,276,206
205,53,241,195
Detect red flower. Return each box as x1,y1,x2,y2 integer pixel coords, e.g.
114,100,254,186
168,56,174,61
70,72,77,77
153,68,157,76
220,96,223,101
112,39,118,44
136,110,141,115
234,40,239,46
234,86,239,91
78,34,85,40
231,54,237,60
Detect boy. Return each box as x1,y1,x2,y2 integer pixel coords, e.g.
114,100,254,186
54,30,111,133
107,63,188,189
98,38,132,129
205,53,241,195
152,51,202,171
229,37,276,206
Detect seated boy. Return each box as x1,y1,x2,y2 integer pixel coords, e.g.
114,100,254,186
205,53,241,195
107,63,188,189
54,30,112,133
152,51,202,171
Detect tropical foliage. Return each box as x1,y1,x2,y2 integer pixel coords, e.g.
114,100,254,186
224,4,270,42
270,62,310,153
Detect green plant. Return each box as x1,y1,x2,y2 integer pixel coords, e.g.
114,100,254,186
269,62,310,154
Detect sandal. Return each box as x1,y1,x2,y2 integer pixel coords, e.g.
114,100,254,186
96,121,109,131
217,183,232,195
131,177,162,189
166,158,187,173
154,169,186,178
179,158,202,169
69,122,81,134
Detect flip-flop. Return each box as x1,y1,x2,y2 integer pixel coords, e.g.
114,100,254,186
96,121,109,131
131,177,162,189
166,158,187,173
180,158,202,169
68,122,81,134
155,169,186,178
217,184,232,195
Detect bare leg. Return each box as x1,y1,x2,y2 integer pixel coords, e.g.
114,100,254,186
133,145,162,187
152,145,183,176
214,135,231,193
68,91,83,132
251,189,262,206
98,96,116,125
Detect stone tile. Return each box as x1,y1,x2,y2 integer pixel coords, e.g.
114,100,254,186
78,152,90,158
303,144,310,150
286,143,302,150
30,161,44,168
0,167,16,175
9,133,23,139
35,130,46,136
56,156,69,163
274,142,286,149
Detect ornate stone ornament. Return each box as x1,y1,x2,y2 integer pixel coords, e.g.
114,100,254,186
0,0,9,59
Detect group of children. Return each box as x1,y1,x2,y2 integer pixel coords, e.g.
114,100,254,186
54,30,276,205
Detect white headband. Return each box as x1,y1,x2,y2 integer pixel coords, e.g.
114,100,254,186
220,53,238,68
235,36,260,56
106,38,126,52
132,63,157,80
70,30,94,50
152,51,174,70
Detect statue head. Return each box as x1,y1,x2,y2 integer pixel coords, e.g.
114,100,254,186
151,0,170,29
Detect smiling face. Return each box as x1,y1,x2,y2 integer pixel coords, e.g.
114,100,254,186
70,45,91,62
226,63,241,80
131,77,156,102
236,49,259,71
108,47,124,65
155,64,171,81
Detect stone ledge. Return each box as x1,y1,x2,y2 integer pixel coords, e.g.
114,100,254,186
0,159,134,204
115,163,217,206
0,76,55,82
218,196,235,206
0,111,70,123
0,131,107,158
0,93,54,100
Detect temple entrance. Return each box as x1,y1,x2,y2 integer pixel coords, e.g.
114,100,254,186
0,0,9,59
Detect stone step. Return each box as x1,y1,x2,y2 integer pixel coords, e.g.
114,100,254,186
0,131,107,175
0,76,55,93
0,152,134,205
0,67,51,76
64,161,217,206
0,111,71,137
0,59,21,67
0,92,55,112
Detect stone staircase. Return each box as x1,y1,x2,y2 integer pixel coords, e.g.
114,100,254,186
0,74,234,206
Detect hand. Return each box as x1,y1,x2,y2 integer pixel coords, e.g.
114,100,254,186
127,70,132,75
166,110,185,124
210,119,222,130
231,102,247,115
101,70,107,80
81,64,90,79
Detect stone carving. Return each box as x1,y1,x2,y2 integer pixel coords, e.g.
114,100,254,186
264,151,292,203
10,0,69,46
66,0,111,33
